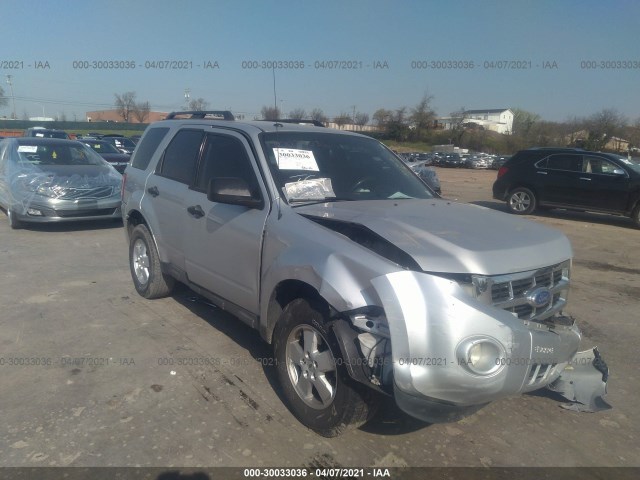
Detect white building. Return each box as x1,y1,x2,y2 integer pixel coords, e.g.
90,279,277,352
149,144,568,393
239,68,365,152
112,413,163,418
463,109,514,134
437,108,514,135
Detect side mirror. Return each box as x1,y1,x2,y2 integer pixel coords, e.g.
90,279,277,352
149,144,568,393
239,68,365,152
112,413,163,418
207,177,263,209
612,169,626,175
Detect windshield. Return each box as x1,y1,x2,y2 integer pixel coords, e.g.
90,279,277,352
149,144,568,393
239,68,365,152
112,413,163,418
83,141,121,154
31,130,69,139
613,155,640,173
15,141,107,166
261,132,434,203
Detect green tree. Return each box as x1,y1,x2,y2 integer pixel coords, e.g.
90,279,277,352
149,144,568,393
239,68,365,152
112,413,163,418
511,108,541,137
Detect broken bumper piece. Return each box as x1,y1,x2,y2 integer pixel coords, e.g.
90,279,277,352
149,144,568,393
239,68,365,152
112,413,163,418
547,347,611,412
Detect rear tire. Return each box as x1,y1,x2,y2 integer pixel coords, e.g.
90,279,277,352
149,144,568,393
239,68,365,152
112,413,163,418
129,224,175,299
507,187,537,215
273,298,379,437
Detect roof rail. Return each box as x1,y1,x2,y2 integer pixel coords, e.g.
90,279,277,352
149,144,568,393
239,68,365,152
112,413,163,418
165,110,235,120
271,119,326,127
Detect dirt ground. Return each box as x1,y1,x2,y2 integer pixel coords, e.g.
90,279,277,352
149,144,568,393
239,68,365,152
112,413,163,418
0,167,638,470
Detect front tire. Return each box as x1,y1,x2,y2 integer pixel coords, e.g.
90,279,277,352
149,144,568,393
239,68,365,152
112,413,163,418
6,208,23,230
632,205,640,228
274,298,379,437
507,187,537,215
129,224,175,299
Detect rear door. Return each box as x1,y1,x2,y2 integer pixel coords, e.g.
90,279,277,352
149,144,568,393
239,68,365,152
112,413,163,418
183,131,269,316
144,129,204,272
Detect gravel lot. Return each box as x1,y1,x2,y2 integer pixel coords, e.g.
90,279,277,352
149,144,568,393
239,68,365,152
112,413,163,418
0,167,638,469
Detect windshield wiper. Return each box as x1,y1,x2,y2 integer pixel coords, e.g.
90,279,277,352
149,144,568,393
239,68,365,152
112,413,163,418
289,197,355,207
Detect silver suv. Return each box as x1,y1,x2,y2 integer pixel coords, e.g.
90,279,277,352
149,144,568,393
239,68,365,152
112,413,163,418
122,112,608,436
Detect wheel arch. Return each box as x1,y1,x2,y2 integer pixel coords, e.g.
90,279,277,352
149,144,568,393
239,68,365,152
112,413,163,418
262,279,333,344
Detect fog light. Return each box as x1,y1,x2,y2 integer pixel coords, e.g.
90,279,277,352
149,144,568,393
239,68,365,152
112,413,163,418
457,337,505,376
27,208,43,216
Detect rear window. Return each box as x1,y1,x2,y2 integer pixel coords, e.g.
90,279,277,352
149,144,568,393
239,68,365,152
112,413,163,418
158,129,204,184
130,127,170,170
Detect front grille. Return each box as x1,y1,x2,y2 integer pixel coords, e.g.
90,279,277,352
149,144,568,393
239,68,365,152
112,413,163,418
483,261,570,323
56,186,115,200
526,363,557,386
55,208,117,218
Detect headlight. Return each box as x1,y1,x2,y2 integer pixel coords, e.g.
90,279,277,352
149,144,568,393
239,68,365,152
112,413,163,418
457,337,505,376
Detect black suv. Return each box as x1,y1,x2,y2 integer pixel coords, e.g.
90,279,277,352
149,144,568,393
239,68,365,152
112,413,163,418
493,148,640,227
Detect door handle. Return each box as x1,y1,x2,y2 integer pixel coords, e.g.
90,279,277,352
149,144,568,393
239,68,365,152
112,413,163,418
147,186,160,197
187,205,205,218
536,171,548,175
579,177,592,181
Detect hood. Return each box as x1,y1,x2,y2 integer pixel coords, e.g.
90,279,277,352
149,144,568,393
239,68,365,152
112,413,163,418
296,199,572,275
10,164,121,199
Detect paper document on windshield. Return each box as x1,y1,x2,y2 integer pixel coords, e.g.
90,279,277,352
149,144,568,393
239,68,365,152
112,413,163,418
274,148,319,171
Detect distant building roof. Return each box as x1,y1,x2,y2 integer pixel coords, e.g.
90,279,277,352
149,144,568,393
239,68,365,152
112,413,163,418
465,109,511,114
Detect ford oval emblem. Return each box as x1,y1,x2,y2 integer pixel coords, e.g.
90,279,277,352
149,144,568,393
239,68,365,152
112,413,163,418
527,287,552,308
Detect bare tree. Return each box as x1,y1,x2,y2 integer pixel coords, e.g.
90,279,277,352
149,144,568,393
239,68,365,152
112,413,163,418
354,112,369,130
585,108,627,151
261,105,281,120
333,113,352,129
289,108,306,120
626,117,640,152
310,108,328,124
114,92,137,122
133,101,151,123
188,98,209,111
449,107,467,143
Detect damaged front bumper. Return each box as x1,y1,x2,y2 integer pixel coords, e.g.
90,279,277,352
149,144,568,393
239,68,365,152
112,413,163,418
370,271,609,422
547,347,611,412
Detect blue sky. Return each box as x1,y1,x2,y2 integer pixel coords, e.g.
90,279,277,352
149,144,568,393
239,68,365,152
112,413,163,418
2,0,639,122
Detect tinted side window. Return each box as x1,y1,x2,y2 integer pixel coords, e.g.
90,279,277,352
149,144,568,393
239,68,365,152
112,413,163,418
130,127,170,170
583,155,620,175
543,154,583,172
159,130,204,184
195,134,260,196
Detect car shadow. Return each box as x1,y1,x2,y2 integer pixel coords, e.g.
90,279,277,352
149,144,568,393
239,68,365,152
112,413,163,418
360,395,432,435
171,286,433,435
471,200,637,229
170,285,286,407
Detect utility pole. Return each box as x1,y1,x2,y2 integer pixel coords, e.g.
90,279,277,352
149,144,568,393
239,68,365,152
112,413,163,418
5,74,17,120
183,88,191,110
